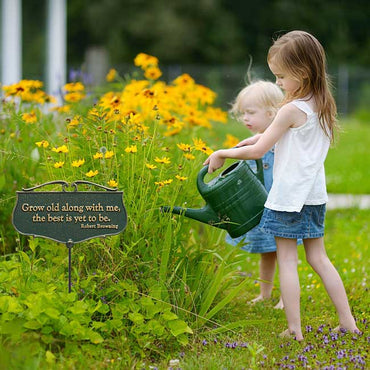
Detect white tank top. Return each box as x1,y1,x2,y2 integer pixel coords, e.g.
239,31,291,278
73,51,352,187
265,99,330,212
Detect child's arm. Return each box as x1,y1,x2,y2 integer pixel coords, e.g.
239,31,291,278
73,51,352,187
236,134,262,147
204,104,297,173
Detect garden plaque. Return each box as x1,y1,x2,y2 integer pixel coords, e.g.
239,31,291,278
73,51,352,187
12,180,127,292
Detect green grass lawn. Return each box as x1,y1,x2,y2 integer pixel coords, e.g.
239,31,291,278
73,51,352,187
326,119,370,194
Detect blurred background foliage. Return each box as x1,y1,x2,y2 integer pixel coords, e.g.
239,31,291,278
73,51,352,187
7,0,370,113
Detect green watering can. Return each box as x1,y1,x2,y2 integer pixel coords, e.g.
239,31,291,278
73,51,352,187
161,160,268,238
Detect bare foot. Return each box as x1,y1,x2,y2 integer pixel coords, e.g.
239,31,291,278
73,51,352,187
279,329,304,342
333,325,362,335
249,295,269,304
274,297,284,310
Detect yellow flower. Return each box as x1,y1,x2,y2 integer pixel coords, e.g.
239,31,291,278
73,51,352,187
144,67,162,80
106,68,117,82
71,158,85,167
175,175,188,181
173,73,195,86
223,134,239,148
107,179,118,188
93,152,103,159
177,143,192,152
64,92,86,103
86,170,99,178
22,111,37,124
67,115,82,128
184,153,195,160
134,53,159,69
35,140,49,148
154,179,173,191
145,164,157,170
63,82,84,92
124,145,137,153
154,156,171,164
193,138,213,155
104,150,114,159
52,145,69,153
54,161,64,168
50,105,71,113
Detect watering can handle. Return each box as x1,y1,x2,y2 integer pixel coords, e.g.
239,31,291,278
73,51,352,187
198,159,265,191
197,165,210,193
254,159,265,186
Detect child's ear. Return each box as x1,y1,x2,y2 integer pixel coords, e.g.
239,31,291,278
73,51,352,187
267,109,275,118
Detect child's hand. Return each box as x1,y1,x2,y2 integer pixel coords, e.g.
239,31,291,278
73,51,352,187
203,150,226,173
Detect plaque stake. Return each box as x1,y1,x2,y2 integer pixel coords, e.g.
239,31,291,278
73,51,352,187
66,239,74,293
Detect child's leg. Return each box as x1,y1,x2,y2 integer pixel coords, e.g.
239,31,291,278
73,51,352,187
303,237,359,332
259,251,277,298
275,237,304,340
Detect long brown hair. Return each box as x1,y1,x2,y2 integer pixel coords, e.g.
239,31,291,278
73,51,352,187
268,30,338,143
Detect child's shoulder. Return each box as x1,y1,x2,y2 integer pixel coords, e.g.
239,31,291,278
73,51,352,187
278,102,308,128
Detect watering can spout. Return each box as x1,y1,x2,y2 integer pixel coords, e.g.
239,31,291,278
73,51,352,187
161,204,226,229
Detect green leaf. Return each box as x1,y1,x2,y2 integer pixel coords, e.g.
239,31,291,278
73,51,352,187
87,330,104,344
23,320,42,330
162,312,178,321
45,307,60,319
45,350,56,364
0,296,23,313
128,312,144,324
68,300,88,315
167,319,193,337
147,319,165,336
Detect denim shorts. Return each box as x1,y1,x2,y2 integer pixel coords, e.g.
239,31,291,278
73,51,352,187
259,204,326,239
225,224,277,254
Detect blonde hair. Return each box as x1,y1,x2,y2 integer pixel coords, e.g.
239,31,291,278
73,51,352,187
267,30,338,142
230,80,283,119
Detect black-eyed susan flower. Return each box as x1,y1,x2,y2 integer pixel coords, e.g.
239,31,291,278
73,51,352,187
86,170,99,178
177,143,192,152
106,68,117,82
134,53,159,69
52,145,69,153
175,175,188,181
71,158,85,167
67,115,82,128
205,107,228,123
223,134,239,148
93,152,103,159
64,91,86,103
54,161,64,168
155,179,173,191
63,82,84,92
22,111,37,124
144,67,162,80
124,145,137,153
173,73,195,87
107,179,118,188
35,140,49,148
104,150,114,159
184,153,195,160
145,164,157,170
193,138,213,155
154,156,171,164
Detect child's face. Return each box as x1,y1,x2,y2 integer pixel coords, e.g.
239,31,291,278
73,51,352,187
239,103,274,134
269,61,300,95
